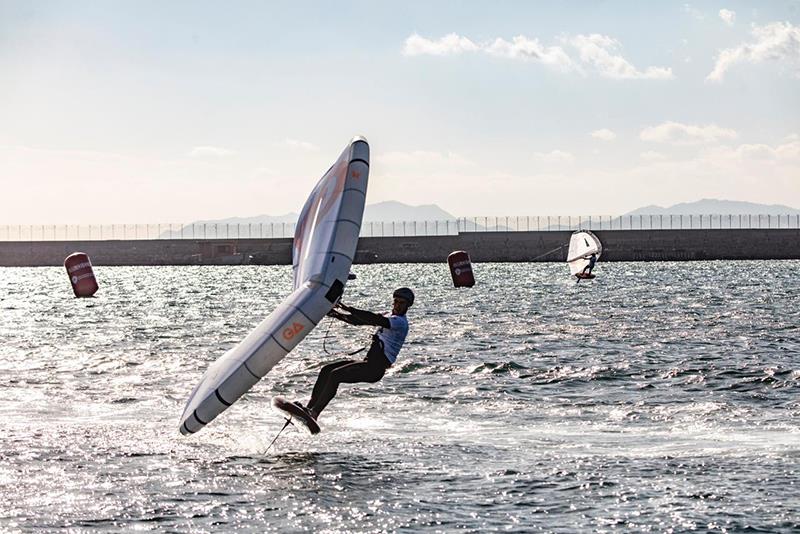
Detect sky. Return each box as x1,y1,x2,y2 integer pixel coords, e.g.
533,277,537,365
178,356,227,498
1,1,799,224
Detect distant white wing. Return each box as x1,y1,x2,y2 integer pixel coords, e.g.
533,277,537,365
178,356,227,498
566,230,602,276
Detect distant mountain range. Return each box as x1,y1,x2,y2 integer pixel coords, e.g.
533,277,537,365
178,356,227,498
163,198,799,238
191,199,798,227
625,199,800,216
190,201,457,226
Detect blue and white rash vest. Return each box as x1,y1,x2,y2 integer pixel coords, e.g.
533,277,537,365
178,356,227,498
376,314,408,364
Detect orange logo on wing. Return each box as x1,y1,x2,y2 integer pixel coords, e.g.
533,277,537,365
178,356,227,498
282,322,304,341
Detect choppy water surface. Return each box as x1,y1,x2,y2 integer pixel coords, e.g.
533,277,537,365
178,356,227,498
0,262,798,532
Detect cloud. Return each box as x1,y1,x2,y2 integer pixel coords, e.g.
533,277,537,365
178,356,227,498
189,146,236,158
402,33,479,56
591,128,617,141
693,139,800,176
249,166,279,180
640,150,667,161
777,140,800,160
376,150,475,170
728,140,800,161
719,9,736,26
683,4,705,21
640,121,738,145
569,34,674,79
531,150,575,164
707,21,800,81
277,138,319,152
485,36,574,71
402,32,672,79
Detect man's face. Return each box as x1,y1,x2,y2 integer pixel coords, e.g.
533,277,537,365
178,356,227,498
392,297,410,315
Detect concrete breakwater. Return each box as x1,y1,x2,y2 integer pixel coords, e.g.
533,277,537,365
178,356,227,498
1,229,799,267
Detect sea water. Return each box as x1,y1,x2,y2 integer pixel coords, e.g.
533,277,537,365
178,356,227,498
0,262,798,532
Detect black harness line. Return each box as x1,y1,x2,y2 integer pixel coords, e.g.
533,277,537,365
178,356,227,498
321,313,368,357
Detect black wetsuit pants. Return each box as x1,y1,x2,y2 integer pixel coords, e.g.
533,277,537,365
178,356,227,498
307,339,390,417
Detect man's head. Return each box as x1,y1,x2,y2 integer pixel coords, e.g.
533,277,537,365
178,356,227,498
392,287,414,315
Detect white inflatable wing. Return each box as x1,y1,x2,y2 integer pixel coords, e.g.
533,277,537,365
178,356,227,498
179,137,369,435
566,230,602,276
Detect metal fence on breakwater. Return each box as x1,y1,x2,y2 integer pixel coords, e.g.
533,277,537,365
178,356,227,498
1,214,800,241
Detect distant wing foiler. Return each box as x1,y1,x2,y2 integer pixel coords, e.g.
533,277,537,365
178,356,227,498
566,230,602,276
179,137,369,435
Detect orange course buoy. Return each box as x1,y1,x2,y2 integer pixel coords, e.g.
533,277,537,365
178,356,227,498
447,250,475,288
64,252,99,297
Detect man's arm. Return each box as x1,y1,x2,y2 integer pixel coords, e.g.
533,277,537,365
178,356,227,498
329,303,391,328
326,309,363,326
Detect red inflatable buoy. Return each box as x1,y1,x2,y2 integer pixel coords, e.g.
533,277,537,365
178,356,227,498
447,250,475,288
64,252,99,297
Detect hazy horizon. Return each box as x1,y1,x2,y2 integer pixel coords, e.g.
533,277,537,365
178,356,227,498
2,1,799,224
